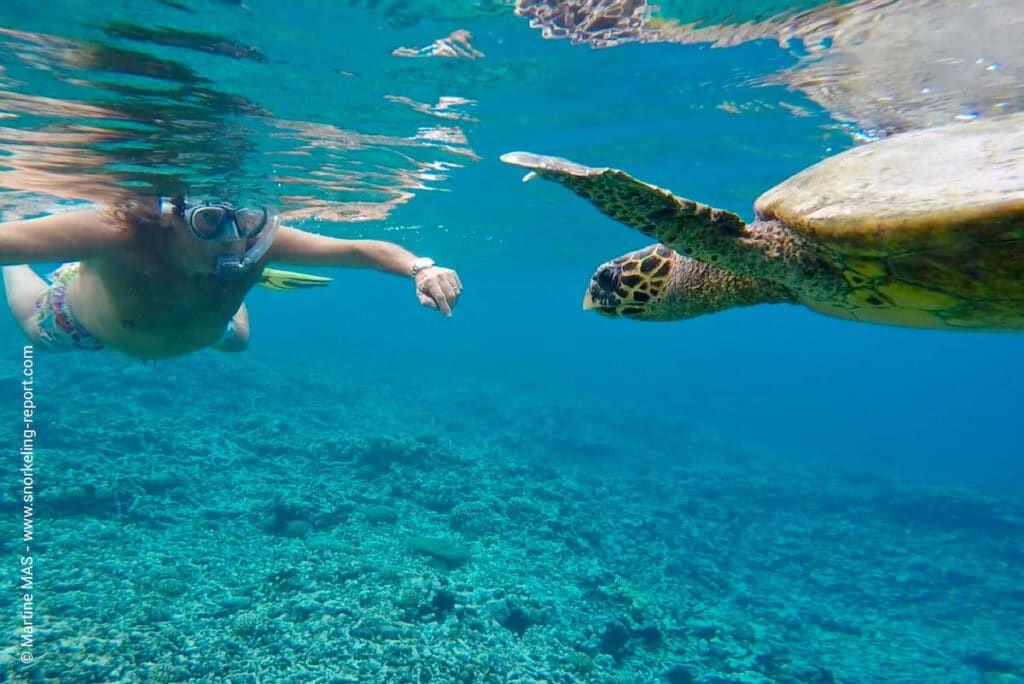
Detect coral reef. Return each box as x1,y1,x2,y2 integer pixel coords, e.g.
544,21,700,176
0,351,1020,682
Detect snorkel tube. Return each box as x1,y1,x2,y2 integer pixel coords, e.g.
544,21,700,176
213,213,280,280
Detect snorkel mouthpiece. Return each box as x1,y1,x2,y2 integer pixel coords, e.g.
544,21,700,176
212,213,280,280
160,196,280,280
214,255,254,280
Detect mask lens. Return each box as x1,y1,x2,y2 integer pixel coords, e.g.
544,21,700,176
190,206,229,238
234,208,267,237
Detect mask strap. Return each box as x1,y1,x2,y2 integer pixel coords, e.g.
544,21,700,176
159,197,186,219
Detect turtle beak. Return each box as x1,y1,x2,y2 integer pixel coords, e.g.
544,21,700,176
583,276,611,311
583,264,621,316
584,262,621,308
583,294,618,317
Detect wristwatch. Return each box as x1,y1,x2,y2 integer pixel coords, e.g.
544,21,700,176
410,257,436,278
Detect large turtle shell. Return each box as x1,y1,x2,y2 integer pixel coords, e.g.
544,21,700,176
755,113,1024,253
754,114,1024,330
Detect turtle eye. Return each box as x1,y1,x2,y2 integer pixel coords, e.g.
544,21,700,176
595,265,620,290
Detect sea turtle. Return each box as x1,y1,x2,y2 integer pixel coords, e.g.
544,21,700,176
501,114,1024,331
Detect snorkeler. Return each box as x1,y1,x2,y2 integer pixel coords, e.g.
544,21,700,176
0,196,462,359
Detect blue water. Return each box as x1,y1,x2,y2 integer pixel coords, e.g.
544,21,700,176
0,2,1022,682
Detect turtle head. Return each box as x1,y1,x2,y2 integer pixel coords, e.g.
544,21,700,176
583,244,678,320
584,244,793,321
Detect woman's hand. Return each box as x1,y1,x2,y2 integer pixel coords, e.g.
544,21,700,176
414,266,462,317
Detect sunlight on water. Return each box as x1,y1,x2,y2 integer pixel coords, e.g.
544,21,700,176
3,0,1020,219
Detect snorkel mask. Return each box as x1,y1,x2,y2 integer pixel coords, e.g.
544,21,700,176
161,197,280,280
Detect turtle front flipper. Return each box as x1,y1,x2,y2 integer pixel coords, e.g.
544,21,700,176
500,151,749,261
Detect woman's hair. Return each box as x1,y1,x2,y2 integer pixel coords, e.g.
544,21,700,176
112,197,164,236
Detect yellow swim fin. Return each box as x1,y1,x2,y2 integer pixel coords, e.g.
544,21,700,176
258,267,332,291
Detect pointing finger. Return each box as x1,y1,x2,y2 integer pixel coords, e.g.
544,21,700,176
440,280,459,310
428,280,452,317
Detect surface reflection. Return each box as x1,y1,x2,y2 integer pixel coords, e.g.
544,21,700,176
515,0,1024,135
0,8,477,224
